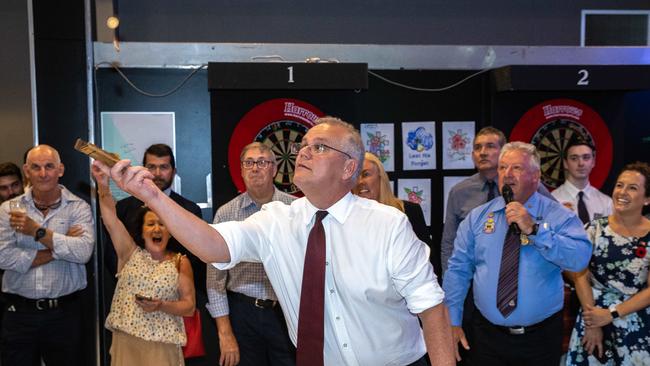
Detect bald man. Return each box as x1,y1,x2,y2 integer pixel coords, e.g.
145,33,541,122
0,145,95,366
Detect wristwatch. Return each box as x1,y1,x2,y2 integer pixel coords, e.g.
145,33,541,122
34,227,46,241
609,305,620,319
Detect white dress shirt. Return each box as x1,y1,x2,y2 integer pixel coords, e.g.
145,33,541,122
552,180,613,222
213,192,444,366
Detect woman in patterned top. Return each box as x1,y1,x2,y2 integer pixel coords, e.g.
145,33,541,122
93,162,195,366
566,162,650,365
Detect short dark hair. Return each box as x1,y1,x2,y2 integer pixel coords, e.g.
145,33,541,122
142,144,175,170
620,161,650,198
563,137,595,160
0,162,23,182
475,127,506,147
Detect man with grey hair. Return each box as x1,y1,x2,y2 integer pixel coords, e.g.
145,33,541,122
443,142,592,366
0,145,95,365
97,117,455,366
207,142,296,366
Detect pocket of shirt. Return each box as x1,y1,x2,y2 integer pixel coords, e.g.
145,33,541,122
51,219,70,234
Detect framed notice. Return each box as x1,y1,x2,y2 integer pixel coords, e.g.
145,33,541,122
402,121,436,170
442,121,475,170
397,178,431,226
101,112,176,200
361,123,395,172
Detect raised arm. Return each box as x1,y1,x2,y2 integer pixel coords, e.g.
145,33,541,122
92,164,136,267
95,160,231,263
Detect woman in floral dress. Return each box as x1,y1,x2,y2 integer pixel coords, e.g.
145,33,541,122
566,162,650,365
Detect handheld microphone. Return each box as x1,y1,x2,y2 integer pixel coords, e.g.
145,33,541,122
502,184,520,234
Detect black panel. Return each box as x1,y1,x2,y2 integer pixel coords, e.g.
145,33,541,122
208,62,368,90
493,65,650,91
585,14,649,46
32,0,95,365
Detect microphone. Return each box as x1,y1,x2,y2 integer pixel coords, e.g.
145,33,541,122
502,184,520,234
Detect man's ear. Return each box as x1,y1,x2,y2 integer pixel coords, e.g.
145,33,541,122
342,159,357,181
58,163,65,177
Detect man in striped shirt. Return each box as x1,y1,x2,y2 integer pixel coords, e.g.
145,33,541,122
207,142,296,366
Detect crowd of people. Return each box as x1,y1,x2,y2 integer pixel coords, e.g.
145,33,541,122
0,117,648,366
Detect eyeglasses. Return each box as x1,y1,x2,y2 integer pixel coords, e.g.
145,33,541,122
241,160,274,169
289,142,352,159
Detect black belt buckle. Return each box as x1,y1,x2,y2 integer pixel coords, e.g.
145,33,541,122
254,298,276,309
508,326,525,335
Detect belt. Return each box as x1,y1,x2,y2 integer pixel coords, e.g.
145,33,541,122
4,291,80,311
227,290,277,309
478,310,562,336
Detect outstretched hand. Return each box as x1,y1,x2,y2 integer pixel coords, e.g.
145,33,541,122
93,159,160,204
91,161,109,188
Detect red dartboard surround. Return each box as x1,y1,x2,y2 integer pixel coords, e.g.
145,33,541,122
228,98,324,194
510,98,613,189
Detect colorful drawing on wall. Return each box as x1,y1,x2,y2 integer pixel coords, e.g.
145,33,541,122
402,121,436,170
398,178,431,226
361,123,395,172
443,176,470,223
442,121,475,169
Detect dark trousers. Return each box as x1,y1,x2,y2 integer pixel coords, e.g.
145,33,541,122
471,310,563,366
1,298,82,366
458,285,475,366
228,292,295,366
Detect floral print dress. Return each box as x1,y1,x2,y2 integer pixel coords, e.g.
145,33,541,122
566,217,650,365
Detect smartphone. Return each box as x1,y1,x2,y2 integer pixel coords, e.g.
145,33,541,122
135,294,152,301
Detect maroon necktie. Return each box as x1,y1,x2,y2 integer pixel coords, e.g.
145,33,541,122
496,226,521,317
296,210,328,366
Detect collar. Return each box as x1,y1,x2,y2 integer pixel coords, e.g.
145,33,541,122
492,191,541,212
562,180,593,199
23,185,79,206
302,192,355,226
241,188,283,210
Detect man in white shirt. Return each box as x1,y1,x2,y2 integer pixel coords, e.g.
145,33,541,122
98,117,454,366
552,138,612,224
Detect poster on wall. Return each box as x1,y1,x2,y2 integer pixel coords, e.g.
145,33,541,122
101,112,176,201
402,121,436,170
442,121,475,170
443,176,470,223
361,123,395,172
397,178,431,226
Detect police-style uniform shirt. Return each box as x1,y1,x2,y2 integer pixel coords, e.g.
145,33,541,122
441,173,556,274
552,180,612,222
213,193,443,366
443,192,592,327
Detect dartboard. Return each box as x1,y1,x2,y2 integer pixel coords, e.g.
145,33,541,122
227,98,323,194
532,119,594,188
510,98,613,190
255,120,310,194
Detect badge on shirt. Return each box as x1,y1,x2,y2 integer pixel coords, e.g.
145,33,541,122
562,202,574,210
483,212,495,234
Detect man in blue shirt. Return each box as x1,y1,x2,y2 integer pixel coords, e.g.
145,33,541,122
443,141,592,366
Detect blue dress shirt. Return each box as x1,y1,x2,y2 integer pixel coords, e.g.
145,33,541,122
443,192,592,327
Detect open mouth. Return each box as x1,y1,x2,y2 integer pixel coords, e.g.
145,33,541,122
152,237,162,243
615,198,630,205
